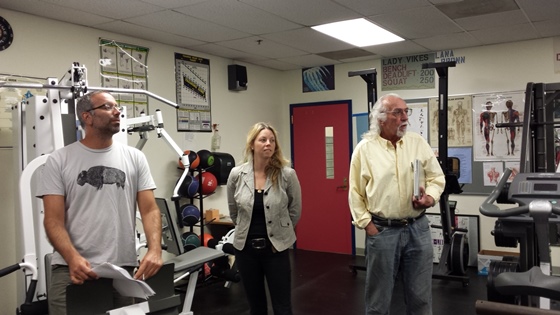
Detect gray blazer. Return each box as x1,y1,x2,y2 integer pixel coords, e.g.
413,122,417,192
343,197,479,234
226,162,302,252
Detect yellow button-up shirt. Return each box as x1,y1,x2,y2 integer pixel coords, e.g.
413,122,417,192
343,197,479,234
348,132,445,229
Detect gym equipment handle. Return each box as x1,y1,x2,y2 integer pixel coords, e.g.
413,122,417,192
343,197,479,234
0,263,21,277
480,168,560,217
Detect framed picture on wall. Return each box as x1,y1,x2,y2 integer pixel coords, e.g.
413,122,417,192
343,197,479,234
174,53,212,132
302,65,335,93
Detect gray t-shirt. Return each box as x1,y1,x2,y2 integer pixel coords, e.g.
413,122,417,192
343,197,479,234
37,141,156,267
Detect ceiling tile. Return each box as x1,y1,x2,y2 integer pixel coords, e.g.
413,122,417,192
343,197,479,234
42,0,162,19
124,10,247,42
361,40,428,57
174,0,300,35
533,19,560,38
94,21,205,47
454,10,528,31
435,0,519,20
469,23,539,45
218,36,308,59
516,0,560,21
239,0,360,26
339,55,382,63
188,43,265,61
1,0,557,71
278,54,341,68
317,48,374,61
371,6,464,40
261,27,354,54
138,0,207,9
1,0,113,26
332,0,431,16
413,32,483,51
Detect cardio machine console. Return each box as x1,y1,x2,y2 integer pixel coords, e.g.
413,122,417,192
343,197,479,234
508,172,560,206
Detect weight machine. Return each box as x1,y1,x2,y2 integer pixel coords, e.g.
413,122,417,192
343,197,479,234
0,63,223,314
477,82,560,313
422,61,469,286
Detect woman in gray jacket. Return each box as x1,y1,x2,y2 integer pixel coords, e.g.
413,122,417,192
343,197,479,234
227,122,302,315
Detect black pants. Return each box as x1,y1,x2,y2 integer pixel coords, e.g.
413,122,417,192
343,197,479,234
235,245,292,315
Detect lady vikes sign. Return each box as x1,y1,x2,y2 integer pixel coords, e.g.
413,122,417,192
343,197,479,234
381,53,435,91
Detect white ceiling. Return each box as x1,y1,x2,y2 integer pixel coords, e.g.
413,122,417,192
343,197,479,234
1,0,559,71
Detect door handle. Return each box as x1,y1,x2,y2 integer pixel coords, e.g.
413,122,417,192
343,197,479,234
336,177,348,191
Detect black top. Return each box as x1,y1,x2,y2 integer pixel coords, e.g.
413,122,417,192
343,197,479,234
247,189,267,238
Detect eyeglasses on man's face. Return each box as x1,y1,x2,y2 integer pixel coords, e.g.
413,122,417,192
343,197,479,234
89,103,123,112
385,108,412,117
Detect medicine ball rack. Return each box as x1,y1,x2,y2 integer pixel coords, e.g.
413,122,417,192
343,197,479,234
173,162,217,253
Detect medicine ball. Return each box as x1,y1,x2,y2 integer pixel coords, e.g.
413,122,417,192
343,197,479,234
181,232,200,252
198,172,218,195
200,233,214,247
181,204,200,226
178,150,200,170
178,175,199,198
197,149,215,169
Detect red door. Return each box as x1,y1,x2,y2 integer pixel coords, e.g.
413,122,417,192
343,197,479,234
291,100,353,254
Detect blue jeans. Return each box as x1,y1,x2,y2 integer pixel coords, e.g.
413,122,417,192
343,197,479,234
364,215,433,315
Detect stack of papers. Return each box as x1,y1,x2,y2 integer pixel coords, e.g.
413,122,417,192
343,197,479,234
92,262,155,299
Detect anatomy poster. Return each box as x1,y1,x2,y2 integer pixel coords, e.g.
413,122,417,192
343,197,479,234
174,53,212,132
428,95,473,147
483,161,503,186
472,91,524,161
99,39,149,117
302,65,334,92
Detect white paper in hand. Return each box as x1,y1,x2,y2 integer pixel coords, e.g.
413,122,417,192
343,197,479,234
92,262,155,299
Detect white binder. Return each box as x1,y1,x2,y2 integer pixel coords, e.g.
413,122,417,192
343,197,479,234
413,159,425,199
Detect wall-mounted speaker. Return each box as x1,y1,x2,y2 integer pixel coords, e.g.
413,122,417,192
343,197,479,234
228,64,247,91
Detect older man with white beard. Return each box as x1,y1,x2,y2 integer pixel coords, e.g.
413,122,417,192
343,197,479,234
348,93,445,315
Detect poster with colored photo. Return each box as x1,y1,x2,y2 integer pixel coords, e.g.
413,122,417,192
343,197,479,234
472,91,524,161
302,65,334,92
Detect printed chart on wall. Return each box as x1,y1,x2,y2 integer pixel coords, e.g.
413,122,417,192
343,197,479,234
428,95,473,147
99,39,149,117
471,91,524,161
407,100,429,140
174,53,212,132
0,74,45,147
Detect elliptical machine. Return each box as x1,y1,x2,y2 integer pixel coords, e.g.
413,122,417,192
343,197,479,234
477,82,560,312
480,169,560,310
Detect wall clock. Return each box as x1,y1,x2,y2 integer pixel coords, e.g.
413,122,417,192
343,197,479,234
0,16,14,51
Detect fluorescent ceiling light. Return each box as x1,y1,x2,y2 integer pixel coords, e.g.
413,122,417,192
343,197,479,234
312,18,404,47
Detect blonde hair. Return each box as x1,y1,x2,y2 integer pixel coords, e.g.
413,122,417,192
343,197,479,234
243,122,290,187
